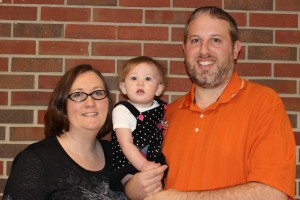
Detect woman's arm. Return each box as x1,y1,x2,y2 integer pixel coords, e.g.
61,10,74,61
3,149,49,199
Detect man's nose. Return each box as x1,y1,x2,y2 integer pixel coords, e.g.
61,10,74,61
199,41,211,56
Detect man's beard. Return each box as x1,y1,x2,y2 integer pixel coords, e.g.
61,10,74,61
184,57,234,89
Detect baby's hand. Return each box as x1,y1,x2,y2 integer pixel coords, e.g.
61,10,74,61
140,160,160,171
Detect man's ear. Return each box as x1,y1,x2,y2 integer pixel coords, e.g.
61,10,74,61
119,82,127,95
155,84,164,96
233,40,241,59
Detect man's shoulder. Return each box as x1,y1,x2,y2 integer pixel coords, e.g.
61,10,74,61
245,80,281,101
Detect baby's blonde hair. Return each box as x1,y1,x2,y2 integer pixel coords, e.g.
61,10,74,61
119,56,166,84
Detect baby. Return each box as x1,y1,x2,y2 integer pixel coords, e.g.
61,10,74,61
110,56,168,190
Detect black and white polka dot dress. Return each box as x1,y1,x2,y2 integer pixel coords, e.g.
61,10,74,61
110,98,167,190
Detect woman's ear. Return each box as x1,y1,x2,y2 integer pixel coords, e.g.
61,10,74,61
119,82,127,95
155,84,164,96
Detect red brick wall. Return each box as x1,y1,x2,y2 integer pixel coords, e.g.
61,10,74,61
0,0,299,198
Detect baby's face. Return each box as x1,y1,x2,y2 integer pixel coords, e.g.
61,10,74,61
120,63,164,107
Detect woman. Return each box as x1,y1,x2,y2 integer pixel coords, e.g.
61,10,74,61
3,64,127,199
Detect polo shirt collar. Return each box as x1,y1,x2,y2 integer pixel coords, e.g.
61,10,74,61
179,71,246,111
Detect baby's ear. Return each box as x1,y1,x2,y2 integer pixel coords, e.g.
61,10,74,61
119,82,127,95
155,84,164,96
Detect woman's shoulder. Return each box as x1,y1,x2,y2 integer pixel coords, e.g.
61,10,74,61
14,136,59,164
99,139,112,169
25,136,58,153
7,138,58,180
99,139,111,151
99,139,111,159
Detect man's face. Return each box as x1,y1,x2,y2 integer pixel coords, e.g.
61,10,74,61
183,13,241,89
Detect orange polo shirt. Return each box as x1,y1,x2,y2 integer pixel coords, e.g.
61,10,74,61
163,72,295,199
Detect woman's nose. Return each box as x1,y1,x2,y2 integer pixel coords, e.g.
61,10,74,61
84,95,96,106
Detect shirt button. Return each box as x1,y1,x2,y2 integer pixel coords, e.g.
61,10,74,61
200,114,204,118
195,128,199,133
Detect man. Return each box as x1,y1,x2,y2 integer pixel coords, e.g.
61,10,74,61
125,6,295,200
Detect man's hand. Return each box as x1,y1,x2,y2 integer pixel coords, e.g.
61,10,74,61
124,165,168,200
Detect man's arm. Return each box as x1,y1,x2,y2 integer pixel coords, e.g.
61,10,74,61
145,182,288,200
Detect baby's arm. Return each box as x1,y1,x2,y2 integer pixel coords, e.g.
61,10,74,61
115,128,159,171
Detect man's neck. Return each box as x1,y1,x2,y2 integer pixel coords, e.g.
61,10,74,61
194,81,229,109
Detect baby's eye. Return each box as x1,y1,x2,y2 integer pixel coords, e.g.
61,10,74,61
130,76,137,80
145,77,152,81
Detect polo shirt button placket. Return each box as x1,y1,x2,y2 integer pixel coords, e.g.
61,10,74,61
200,114,204,118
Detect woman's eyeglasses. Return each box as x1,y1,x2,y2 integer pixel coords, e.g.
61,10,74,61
68,90,108,102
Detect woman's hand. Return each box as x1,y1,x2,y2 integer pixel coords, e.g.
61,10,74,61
124,165,168,200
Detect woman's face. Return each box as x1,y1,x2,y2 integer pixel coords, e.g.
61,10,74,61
66,71,109,135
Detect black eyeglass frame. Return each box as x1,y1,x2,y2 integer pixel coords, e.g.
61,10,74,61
68,90,108,102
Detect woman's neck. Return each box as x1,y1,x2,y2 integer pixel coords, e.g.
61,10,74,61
57,132,104,171
58,131,97,154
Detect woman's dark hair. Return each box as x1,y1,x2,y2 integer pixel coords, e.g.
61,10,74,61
44,64,113,139
184,6,239,44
